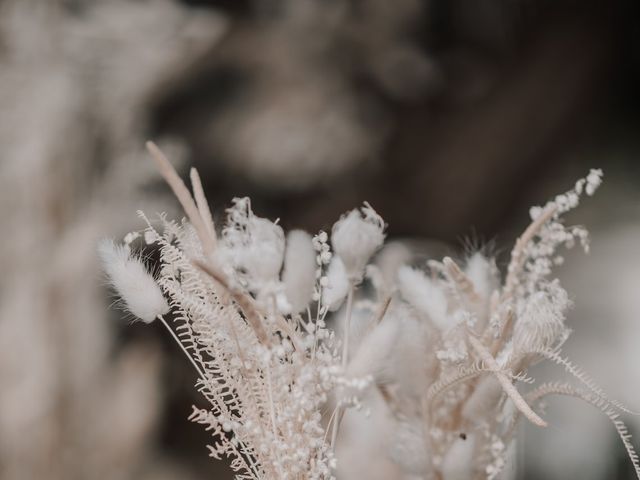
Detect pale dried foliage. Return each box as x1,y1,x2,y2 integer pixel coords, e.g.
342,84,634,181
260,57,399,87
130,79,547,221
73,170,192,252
0,1,225,479
103,145,638,480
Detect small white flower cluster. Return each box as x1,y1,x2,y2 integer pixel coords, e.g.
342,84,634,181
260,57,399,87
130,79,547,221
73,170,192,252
101,147,639,480
485,437,507,480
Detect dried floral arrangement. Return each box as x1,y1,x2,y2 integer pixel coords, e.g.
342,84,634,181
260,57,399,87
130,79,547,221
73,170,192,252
100,143,639,479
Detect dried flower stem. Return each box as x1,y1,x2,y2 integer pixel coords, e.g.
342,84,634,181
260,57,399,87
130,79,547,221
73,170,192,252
146,141,215,256
341,287,355,369
193,259,271,347
189,167,217,245
468,334,547,427
271,311,304,353
329,286,355,450
373,296,392,327
443,256,480,304
264,362,284,476
490,308,514,357
502,205,557,299
158,314,208,384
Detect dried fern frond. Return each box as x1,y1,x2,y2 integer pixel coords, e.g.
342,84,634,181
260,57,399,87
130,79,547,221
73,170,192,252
532,348,640,416
521,382,640,478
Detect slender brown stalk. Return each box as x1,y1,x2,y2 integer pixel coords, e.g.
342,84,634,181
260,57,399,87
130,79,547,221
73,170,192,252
190,167,217,245
146,141,215,256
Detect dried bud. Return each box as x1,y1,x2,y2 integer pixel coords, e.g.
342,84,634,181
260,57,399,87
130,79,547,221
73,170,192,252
331,202,385,282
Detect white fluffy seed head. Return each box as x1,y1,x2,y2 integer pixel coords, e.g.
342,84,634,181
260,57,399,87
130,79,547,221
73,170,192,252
322,256,350,311
282,230,316,313
397,266,450,331
98,238,169,323
346,316,401,382
390,420,431,475
441,434,476,480
331,202,385,282
388,307,435,399
465,252,497,301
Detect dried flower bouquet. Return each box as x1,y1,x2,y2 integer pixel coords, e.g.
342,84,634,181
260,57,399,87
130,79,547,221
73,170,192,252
100,143,638,479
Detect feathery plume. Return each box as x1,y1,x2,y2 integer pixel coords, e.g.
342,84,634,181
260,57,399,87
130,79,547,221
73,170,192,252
98,238,168,323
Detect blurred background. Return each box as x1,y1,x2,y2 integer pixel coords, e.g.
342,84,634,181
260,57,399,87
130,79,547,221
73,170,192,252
1,0,639,478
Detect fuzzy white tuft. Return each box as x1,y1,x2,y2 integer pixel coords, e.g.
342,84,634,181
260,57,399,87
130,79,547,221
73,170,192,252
462,377,503,421
389,308,434,399
347,316,400,382
323,256,350,311
397,265,450,331
464,252,497,301
441,434,476,480
376,241,412,291
98,239,169,323
390,420,431,475
331,202,385,282
282,230,316,313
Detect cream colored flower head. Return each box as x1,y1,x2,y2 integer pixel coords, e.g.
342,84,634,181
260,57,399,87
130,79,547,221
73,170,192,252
331,202,385,283
221,197,285,294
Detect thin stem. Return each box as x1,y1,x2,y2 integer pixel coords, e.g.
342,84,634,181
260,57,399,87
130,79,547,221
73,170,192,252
323,405,340,444
146,141,215,256
312,290,329,363
189,167,217,245
272,310,304,352
158,315,262,478
157,314,207,381
329,408,345,449
265,363,279,438
467,334,547,427
330,285,355,450
265,363,284,477
443,256,480,305
341,287,355,369
503,205,557,300
312,289,323,362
